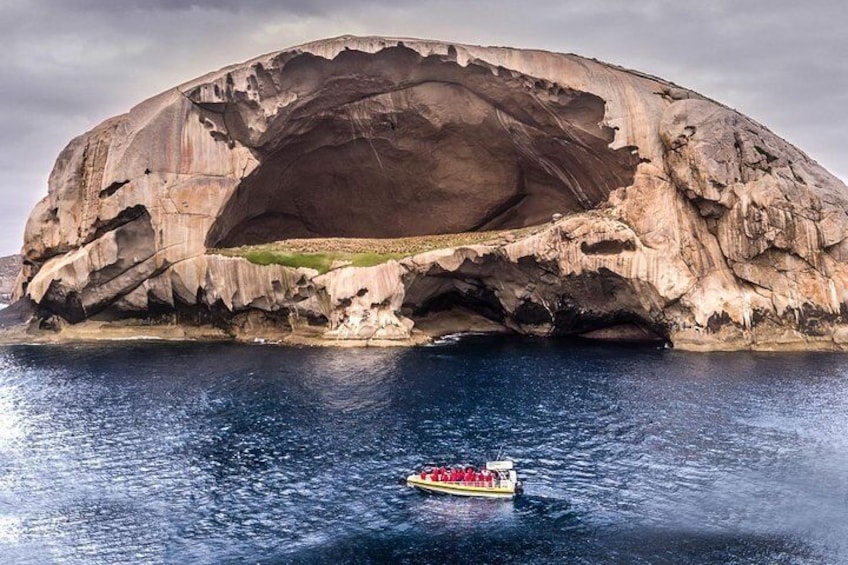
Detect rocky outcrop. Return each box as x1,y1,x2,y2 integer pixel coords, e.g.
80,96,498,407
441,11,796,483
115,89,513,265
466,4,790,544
11,36,848,350
0,254,21,305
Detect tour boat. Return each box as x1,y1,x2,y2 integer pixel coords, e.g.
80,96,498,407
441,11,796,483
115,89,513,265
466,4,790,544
406,460,523,499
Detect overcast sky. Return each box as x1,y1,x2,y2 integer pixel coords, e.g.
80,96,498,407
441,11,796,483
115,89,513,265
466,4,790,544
0,0,845,255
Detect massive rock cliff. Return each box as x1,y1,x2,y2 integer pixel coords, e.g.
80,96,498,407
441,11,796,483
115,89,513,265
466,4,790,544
11,36,848,349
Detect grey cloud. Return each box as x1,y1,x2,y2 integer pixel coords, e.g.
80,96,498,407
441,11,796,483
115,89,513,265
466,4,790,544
36,0,425,17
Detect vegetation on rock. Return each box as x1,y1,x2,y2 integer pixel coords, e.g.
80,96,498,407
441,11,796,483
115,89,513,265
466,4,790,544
212,227,545,272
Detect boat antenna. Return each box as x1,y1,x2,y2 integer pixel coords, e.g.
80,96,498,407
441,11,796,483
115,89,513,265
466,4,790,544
496,445,503,461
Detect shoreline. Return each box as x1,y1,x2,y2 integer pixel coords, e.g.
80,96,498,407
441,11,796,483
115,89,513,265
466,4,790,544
1,319,847,352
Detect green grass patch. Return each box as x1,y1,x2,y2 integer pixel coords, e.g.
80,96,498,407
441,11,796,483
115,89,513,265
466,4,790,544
230,249,408,273
210,224,552,273
242,250,335,272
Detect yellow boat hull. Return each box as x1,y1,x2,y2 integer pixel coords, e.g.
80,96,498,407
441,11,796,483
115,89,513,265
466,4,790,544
406,475,516,499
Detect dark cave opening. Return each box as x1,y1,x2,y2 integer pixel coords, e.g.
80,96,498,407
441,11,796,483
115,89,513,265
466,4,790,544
409,287,506,323
553,306,669,344
202,45,641,248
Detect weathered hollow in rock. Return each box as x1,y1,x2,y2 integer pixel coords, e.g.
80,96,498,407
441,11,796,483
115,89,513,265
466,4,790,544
205,46,641,247
402,256,671,342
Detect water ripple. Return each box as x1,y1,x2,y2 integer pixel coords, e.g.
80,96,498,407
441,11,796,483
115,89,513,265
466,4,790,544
0,339,846,563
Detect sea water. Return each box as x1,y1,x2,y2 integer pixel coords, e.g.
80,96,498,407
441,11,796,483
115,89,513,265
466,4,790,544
0,337,846,563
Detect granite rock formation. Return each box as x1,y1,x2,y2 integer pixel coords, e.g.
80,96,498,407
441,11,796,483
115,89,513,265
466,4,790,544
0,254,21,305
11,36,848,350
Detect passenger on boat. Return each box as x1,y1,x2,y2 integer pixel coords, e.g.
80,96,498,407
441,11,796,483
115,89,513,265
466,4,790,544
417,465,499,487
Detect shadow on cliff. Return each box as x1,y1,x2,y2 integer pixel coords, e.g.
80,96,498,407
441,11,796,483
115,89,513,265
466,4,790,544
204,45,641,247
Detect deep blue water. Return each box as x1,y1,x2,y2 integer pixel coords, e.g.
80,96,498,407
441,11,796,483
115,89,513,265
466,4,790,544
1,337,847,564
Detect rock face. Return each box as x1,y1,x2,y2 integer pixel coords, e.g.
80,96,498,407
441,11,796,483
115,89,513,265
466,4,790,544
12,36,848,349
0,254,21,305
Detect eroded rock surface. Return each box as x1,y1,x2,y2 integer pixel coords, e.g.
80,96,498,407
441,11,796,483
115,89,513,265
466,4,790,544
12,36,848,350
0,254,21,305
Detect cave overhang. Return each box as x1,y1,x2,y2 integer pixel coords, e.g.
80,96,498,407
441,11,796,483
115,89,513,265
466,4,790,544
198,45,641,248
